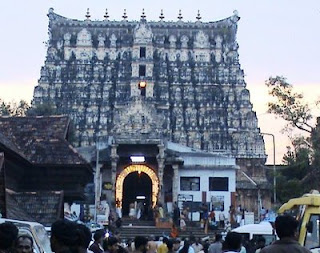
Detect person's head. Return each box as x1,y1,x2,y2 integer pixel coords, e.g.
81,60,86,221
94,229,106,244
179,240,190,253
134,236,148,253
189,235,196,244
173,239,181,251
162,237,169,245
256,236,266,249
214,234,222,242
103,237,119,253
222,232,242,252
0,222,19,251
166,240,173,252
76,224,92,251
15,235,33,253
50,219,78,253
275,215,299,239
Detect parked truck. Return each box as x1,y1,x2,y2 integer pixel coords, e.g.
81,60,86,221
278,190,320,252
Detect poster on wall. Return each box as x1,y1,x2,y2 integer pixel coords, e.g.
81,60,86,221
211,196,224,211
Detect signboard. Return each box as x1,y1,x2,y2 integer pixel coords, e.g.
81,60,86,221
178,194,193,202
96,200,110,225
244,212,255,225
103,182,112,190
211,196,225,211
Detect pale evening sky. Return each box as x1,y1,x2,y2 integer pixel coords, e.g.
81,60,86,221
1,0,319,164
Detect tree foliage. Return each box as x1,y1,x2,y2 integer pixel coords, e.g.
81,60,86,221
26,102,58,116
0,99,59,117
0,99,30,116
266,76,314,133
266,76,320,201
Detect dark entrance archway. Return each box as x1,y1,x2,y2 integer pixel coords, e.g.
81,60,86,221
122,171,152,217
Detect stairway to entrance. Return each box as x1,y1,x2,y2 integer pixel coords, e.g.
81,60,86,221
117,218,224,240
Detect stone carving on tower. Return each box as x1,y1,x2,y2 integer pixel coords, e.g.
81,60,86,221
134,23,153,44
33,9,268,199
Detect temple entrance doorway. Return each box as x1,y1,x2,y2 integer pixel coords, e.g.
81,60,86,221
122,171,152,216
115,164,160,217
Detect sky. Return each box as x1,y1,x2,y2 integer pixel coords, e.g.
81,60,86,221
1,0,319,164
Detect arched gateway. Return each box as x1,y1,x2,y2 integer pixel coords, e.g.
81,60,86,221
115,165,159,210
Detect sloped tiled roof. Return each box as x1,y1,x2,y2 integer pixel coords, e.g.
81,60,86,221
0,116,89,165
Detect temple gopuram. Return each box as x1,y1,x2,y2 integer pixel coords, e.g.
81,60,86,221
32,8,271,218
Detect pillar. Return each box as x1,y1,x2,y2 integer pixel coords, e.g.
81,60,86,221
110,144,118,203
172,164,179,203
157,144,165,204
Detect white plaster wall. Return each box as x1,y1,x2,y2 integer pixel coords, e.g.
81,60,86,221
178,168,236,218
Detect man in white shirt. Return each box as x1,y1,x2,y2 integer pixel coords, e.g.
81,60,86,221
218,212,225,229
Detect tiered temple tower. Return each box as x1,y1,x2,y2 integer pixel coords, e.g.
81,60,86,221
33,8,271,215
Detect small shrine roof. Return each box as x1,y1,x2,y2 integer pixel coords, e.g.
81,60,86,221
0,116,90,166
166,141,237,167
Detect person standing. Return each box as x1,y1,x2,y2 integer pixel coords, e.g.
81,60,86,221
134,236,149,253
157,237,169,253
170,224,179,239
178,240,194,253
191,238,203,253
218,212,225,229
167,240,175,253
255,237,266,253
208,234,223,253
0,222,18,253
260,215,311,253
76,224,92,253
222,232,242,253
103,237,119,253
15,235,33,253
89,229,105,253
50,219,79,253
173,203,180,227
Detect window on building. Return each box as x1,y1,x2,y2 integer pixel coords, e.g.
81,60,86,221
140,47,146,58
139,65,146,77
180,177,200,191
209,177,229,191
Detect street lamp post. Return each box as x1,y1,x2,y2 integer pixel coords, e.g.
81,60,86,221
241,171,261,221
261,132,276,204
94,142,100,223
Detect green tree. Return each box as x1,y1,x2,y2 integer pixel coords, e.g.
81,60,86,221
0,99,30,116
266,76,320,200
266,76,314,133
26,102,59,116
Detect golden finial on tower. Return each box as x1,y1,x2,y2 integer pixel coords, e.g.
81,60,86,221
177,9,183,21
159,9,165,21
122,9,128,20
85,8,91,20
104,8,109,20
196,10,202,21
141,8,146,20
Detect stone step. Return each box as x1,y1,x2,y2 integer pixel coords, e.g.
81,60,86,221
117,225,223,240
122,219,155,226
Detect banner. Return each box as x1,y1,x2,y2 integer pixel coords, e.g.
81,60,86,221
211,196,224,211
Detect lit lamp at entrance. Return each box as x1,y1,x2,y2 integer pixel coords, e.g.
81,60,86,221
130,156,145,163
115,164,159,209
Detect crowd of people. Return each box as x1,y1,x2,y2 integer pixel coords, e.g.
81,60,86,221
0,214,312,253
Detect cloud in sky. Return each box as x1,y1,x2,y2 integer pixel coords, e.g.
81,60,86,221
0,0,319,164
